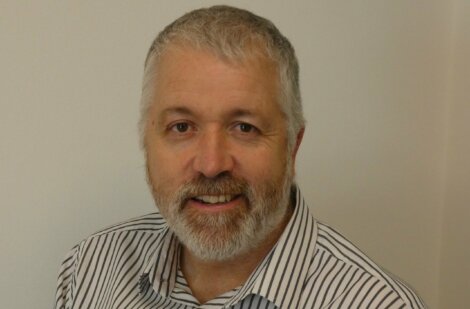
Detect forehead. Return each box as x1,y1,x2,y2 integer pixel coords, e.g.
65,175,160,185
159,44,277,83
151,45,281,112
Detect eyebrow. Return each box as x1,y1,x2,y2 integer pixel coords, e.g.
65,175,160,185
159,106,194,118
226,108,258,119
159,106,259,120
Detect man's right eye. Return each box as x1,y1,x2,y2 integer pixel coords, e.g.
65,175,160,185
173,122,189,133
169,122,191,133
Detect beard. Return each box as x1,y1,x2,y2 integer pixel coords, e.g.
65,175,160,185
149,164,294,262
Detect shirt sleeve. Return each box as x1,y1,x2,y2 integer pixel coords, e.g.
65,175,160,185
54,245,79,309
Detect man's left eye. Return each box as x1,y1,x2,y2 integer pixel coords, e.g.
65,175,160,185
236,123,258,134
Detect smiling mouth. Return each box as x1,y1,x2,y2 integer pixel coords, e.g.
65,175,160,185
191,194,240,204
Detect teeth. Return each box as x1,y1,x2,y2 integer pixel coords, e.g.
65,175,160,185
196,195,234,204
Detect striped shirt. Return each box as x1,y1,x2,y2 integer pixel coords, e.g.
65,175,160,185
55,187,426,308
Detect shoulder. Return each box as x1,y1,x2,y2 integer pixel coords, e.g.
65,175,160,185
304,221,426,308
58,211,167,263
70,211,167,261
54,212,167,307
91,211,167,236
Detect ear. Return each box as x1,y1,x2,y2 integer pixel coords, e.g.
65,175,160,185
291,128,305,161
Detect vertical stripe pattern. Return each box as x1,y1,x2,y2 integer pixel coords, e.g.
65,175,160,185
55,187,426,308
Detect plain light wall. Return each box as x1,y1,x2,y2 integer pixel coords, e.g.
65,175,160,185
439,0,470,307
0,1,462,308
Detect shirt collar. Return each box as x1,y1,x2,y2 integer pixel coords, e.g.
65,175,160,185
226,186,318,308
139,186,318,308
139,226,179,297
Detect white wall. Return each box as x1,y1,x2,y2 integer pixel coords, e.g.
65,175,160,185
439,0,470,308
0,1,464,308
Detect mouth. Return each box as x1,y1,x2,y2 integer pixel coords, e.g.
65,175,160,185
191,194,240,205
184,193,246,213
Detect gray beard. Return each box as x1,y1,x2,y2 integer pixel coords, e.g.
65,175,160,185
152,167,294,261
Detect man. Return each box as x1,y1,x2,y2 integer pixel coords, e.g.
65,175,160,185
55,5,425,308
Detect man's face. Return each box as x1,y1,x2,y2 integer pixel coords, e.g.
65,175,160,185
144,45,296,261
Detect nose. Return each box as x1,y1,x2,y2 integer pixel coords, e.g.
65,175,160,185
193,129,234,178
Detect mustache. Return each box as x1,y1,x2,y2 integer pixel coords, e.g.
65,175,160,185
176,173,250,200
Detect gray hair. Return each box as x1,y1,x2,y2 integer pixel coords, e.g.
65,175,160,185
139,5,305,150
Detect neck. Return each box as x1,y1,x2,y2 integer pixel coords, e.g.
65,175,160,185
180,206,293,304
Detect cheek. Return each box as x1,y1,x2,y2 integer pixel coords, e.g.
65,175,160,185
146,143,170,181
236,146,288,183
146,143,192,187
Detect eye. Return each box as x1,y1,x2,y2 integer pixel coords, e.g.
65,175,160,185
167,121,194,135
238,123,254,133
173,122,189,133
233,122,260,136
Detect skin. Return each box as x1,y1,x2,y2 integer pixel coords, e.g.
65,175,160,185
144,44,304,303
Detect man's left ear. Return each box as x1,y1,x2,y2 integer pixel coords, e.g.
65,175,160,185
291,128,305,161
